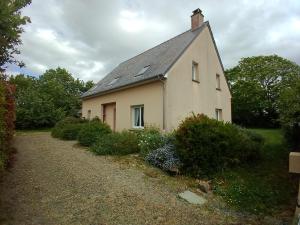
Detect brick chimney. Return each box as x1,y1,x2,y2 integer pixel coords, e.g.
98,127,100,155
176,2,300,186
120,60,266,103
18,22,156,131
191,8,204,31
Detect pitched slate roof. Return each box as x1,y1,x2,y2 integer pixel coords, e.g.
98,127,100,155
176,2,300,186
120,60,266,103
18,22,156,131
82,22,208,99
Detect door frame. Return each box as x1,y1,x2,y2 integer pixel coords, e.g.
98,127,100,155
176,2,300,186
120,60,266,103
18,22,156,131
102,102,116,131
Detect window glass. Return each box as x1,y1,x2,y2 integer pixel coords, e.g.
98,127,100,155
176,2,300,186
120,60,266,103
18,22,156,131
132,105,144,128
107,77,119,86
136,65,150,76
192,62,199,81
87,110,91,120
215,109,222,121
216,74,221,89
141,106,144,127
134,107,140,127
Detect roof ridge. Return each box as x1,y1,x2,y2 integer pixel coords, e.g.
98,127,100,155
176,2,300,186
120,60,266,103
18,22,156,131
119,21,208,66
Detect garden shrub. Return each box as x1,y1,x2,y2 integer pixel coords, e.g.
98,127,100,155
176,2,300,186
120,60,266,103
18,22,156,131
175,114,263,177
77,121,111,146
137,126,165,158
58,123,84,140
145,143,181,173
90,131,139,155
51,116,86,140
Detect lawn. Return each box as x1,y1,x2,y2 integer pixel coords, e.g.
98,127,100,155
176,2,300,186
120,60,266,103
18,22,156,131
213,128,298,215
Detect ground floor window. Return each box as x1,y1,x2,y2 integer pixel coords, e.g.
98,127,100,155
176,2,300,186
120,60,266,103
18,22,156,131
215,108,222,121
132,105,144,128
87,109,91,120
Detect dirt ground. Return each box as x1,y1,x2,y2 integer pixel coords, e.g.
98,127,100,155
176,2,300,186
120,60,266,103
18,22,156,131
0,132,288,225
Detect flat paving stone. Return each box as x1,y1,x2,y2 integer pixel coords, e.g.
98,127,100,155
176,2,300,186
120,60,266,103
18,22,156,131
178,190,207,205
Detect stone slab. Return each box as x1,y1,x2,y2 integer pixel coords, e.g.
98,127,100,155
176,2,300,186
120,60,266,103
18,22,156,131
178,190,207,205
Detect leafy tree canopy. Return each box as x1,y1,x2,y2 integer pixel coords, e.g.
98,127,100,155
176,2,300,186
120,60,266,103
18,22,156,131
226,55,300,127
0,0,31,70
278,79,300,150
10,68,94,129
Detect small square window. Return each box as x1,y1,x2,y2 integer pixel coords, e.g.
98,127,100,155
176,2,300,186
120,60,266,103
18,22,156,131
132,105,144,128
215,109,222,121
216,74,221,90
192,61,199,82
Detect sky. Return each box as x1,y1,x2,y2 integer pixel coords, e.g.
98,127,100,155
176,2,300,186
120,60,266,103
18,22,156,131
8,0,300,82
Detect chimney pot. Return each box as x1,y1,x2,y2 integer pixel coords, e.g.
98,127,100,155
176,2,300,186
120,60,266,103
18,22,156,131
191,8,204,31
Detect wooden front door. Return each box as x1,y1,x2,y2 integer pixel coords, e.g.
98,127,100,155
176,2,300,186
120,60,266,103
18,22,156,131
102,103,116,131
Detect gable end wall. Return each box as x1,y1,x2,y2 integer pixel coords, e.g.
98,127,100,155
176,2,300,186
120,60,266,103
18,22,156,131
165,26,232,131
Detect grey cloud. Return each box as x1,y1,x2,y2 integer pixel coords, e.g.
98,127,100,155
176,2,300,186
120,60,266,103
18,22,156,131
11,0,300,81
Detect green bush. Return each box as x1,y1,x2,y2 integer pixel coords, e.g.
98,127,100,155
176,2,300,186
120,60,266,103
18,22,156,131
58,123,84,140
90,131,139,155
137,126,165,158
77,121,112,146
51,116,86,140
175,114,263,177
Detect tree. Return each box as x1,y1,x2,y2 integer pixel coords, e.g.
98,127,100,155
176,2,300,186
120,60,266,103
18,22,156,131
0,0,31,70
15,89,64,129
278,78,300,150
38,68,94,117
10,68,94,129
226,55,300,127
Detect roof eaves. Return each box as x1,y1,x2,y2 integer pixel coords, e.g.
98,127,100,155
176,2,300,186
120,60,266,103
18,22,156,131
81,74,163,99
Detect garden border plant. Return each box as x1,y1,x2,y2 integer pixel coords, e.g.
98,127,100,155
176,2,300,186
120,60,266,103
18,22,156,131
90,130,139,155
77,119,112,147
51,116,87,140
175,113,264,177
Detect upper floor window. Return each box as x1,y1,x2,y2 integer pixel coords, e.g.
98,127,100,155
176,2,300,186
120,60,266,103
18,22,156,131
132,105,144,128
215,108,222,121
216,74,221,90
192,61,199,82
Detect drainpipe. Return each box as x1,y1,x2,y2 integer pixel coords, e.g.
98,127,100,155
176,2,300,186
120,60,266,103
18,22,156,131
158,74,166,131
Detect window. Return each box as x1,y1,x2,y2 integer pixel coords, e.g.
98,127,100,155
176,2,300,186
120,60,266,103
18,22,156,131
107,77,119,86
87,110,91,120
135,65,150,77
216,74,221,90
215,109,222,121
192,61,199,82
132,105,144,128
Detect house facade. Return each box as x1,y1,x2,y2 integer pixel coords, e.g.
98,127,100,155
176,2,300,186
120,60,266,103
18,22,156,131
81,9,231,131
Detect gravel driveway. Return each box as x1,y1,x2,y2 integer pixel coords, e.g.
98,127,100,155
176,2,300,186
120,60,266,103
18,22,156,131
0,132,282,225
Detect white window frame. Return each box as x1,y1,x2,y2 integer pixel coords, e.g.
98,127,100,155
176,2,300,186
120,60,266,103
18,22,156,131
192,61,199,82
132,105,144,129
216,74,221,90
215,108,222,121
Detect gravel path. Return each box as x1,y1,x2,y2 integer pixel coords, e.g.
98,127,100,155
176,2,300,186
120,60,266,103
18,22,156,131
0,132,282,225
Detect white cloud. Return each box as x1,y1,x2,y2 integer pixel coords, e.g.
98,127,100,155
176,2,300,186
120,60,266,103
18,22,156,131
119,10,145,32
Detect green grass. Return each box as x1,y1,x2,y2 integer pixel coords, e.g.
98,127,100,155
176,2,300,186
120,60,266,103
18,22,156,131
213,128,298,215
